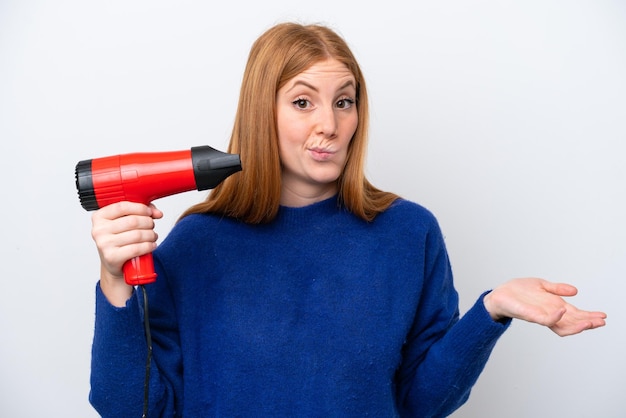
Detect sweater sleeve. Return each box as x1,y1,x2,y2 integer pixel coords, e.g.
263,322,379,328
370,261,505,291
89,282,178,417
395,220,510,418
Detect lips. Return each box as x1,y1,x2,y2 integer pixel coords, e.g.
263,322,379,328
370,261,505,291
309,147,335,161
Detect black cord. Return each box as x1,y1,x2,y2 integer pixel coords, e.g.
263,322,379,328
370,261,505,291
141,285,153,418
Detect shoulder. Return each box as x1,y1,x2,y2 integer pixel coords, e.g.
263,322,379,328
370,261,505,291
158,213,240,251
378,198,440,230
167,213,215,239
175,212,241,231
367,198,447,250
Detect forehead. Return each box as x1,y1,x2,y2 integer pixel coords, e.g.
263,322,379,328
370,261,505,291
286,59,355,88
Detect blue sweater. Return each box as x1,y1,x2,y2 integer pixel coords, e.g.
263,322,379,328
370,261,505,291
90,196,509,417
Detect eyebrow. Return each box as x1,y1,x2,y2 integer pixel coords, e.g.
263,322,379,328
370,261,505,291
285,79,356,94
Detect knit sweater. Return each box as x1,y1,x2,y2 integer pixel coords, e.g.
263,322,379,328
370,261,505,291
90,196,510,417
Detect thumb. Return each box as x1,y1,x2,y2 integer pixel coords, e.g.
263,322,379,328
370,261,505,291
542,280,578,297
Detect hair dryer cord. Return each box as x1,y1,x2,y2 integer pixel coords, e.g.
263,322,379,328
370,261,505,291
141,285,153,418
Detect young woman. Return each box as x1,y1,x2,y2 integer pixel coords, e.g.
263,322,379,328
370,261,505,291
88,22,606,417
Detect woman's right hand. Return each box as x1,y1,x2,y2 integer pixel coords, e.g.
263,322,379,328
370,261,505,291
91,201,163,306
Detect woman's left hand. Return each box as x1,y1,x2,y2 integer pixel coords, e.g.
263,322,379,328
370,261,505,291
483,278,607,337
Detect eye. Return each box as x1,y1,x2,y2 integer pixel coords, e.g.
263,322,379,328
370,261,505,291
292,98,310,109
336,97,355,110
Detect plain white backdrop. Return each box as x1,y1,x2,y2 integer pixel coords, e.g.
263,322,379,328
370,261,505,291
1,1,624,416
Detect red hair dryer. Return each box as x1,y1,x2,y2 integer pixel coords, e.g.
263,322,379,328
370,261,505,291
75,145,242,286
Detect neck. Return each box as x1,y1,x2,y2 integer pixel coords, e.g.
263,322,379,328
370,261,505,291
280,182,337,208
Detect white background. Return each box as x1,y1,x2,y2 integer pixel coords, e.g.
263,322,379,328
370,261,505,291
1,1,624,417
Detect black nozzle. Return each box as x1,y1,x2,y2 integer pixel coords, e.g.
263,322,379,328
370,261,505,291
75,159,99,211
191,146,242,190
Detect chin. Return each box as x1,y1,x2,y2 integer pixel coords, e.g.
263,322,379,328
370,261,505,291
309,170,342,186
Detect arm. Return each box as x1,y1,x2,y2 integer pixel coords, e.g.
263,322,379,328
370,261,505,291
395,224,509,417
89,282,180,417
88,201,180,417
395,219,607,417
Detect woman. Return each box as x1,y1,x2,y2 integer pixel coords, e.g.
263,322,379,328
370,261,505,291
89,22,606,417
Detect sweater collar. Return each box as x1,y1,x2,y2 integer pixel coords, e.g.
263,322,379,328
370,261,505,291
275,195,343,226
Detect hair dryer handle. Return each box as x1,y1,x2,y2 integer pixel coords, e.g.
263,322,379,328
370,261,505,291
123,253,158,286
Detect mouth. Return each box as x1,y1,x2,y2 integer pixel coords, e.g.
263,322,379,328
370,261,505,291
308,147,335,161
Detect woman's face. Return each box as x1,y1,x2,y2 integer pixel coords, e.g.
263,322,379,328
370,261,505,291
276,58,358,206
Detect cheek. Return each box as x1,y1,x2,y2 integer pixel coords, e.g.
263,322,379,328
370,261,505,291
276,125,303,168
340,114,358,145
277,125,301,157
277,108,297,140
277,114,309,152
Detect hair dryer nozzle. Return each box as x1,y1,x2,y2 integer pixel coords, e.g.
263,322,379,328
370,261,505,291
191,146,242,190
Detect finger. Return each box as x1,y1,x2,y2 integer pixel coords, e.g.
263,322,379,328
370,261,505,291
99,241,158,279
551,306,607,336
552,318,600,337
542,281,578,297
114,213,157,235
108,239,158,262
96,201,154,220
92,213,158,255
148,203,164,219
98,230,158,267
113,228,159,248
590,310,608,319
92,215,156,245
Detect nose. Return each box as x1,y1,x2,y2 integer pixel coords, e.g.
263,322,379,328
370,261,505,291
315,105,338,139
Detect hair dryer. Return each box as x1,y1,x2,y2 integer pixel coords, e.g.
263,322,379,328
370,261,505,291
75,145,242,286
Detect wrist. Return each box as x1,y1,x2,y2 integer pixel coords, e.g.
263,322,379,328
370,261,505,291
99,267,133,307
483,290,508,323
